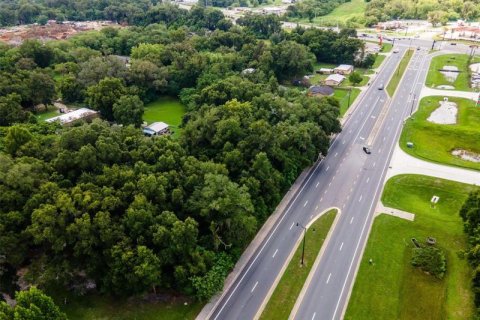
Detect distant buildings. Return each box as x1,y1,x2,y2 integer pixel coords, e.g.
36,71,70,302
325,74,346,86
46,108,98,125
143,122,170,136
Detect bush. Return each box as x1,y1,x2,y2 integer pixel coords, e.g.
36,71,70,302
191,253,234,301
411,246,446,279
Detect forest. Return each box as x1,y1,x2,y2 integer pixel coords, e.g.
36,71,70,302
0,4,367,313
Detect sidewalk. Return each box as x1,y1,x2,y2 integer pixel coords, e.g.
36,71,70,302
419,86,479,101
386,145,480,185
376,203,415,221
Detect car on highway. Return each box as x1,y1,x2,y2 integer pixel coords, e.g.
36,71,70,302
363,146,371,154
393,48,399,53
450,42,457,45
378,83,384,90
416,46,421,50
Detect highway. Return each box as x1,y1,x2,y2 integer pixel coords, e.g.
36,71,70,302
207,41,411,319
206,37,474,320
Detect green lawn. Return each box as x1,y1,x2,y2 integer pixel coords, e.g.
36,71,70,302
56,293,201,320
312,0,366,25
260,209,337,320
400,96,480,171
380,43,393,53
386,49,413,96
143,97,186,137
345,174,476,320
372,54,386,69
334,88,361,116
426,54,480,91
35,106,60,121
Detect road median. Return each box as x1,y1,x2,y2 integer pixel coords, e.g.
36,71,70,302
386,49,414,96
259,209,338,320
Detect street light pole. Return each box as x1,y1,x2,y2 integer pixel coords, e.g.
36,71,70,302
410,93,416,115
296,222,307,266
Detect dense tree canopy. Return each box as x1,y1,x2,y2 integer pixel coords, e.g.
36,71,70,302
0,5,351,303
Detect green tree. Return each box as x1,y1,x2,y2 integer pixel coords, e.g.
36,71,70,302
86,77,126,121
0,287,66,320
113,95,144,127
348,71,363,86
28,72,56,106
0,93,25,126
4,126,33,156
270,41,315,80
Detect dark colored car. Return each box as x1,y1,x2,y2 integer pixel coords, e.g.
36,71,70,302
363,146,371,154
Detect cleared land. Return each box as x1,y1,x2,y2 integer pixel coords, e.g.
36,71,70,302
260,209,337,320
57,293,201,320
386,49,413,96
345,174,476,320
312,0,366,25
426,54,480,91
35,106,60,121
400,96,480,171
143,97,186,137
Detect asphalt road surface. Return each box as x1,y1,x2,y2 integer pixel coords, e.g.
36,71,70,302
207,39,472,320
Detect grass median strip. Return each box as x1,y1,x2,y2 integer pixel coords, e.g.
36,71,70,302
345,174,476,320
386,49,413,96
260,209,337,320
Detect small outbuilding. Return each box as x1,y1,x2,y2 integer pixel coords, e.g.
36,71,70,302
143,122,170,136
334,64,354,75
308,85,334,97
316,68,334,74
46,108,98,125
324,74,346,86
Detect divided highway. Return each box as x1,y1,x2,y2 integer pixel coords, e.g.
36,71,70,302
207,44,414,320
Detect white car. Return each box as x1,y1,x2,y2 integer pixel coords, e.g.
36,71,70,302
393,49,399,53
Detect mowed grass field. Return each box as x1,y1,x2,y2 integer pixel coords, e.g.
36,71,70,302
143,97,186,137
345,174,476,320
400,96,480,171
426,54,480,91
58,293,202,320
334,88,361,116
260,210,337,320
313,0,366,24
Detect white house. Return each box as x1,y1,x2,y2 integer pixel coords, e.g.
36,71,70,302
46,108,98,125
333,64,354,75
143,122,170,136
324,74,346,86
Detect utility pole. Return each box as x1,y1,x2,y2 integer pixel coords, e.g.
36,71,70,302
347,88,352,109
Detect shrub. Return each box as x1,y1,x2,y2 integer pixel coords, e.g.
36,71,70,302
411,246,446,279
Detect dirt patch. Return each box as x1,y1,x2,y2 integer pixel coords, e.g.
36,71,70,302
0,21,119,45
440,65,459,82
452,149,480,163
427,100,457,124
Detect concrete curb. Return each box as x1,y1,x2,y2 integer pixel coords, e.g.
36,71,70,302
197,164,317,320
288,207,342,320
253,207,340,320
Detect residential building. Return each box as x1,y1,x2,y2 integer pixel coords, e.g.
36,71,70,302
143,122,170,136
46,108,98,125
333,64,354,75
324,74,345,86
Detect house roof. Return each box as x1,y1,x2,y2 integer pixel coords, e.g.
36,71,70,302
308,85,334,96
319,68,333,71
144,122,169,133
334,64,354,71
46,108,97,124
325,74,346,82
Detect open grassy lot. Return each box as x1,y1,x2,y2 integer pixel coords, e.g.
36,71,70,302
143,97,186,137
56,293,201,320
372,54,386,69
312,0,366,25
426,54,480,91
345,174,476,320
386,49,413,96
260,209,337,320
334,88,361,116
400,96,480,171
